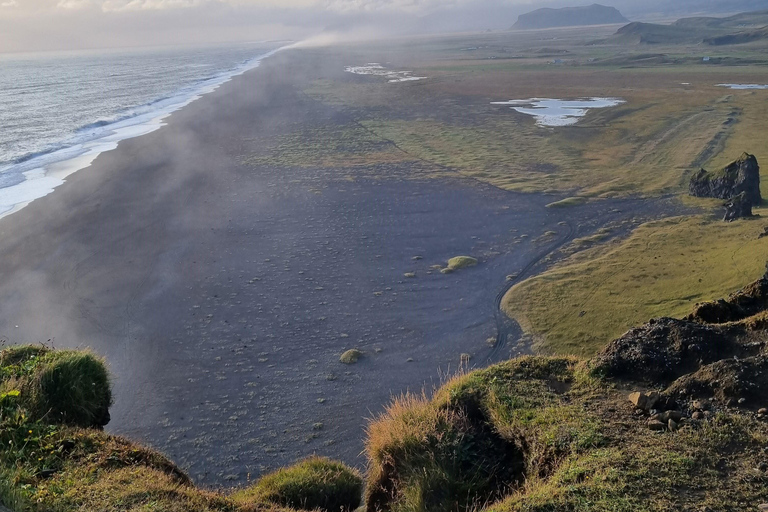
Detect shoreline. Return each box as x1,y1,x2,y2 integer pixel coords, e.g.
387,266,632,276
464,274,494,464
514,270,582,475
0,45,287,220
0,46,686,486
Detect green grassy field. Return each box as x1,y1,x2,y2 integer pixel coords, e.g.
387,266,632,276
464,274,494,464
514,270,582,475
290,35,768,198
502,214,768,356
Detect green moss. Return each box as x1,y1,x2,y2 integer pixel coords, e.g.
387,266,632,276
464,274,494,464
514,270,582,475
32,351,112,428
0,345,49,370
0,346,111,429
447,256,478,270
340,349,363,364
233,456,362,512
366,357,607,512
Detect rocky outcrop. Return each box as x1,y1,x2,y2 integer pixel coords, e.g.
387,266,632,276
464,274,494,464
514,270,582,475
687,272,768,324
665,355,768,404
723,191,753,221
593,271,768,406
511,4,628,30
689,153,762,207
590,317,754,385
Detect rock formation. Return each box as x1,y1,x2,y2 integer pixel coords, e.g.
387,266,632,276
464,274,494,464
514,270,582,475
592,270,768,406
511,4,628,30
723,191,753,221
689,152,762,207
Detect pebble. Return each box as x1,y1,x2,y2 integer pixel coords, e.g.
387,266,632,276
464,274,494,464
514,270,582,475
692,399,710,411
692,411,705,420
647,420,666,431
629,391,659,411
759,408,768,415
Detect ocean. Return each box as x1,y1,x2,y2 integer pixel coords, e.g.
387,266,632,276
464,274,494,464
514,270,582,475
0,41,285,217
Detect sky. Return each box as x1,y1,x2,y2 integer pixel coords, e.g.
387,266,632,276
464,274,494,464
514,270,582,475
0,0,764,53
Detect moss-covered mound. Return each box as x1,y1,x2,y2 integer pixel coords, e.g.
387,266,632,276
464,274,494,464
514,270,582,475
233,456,362,512
0,345,111,428
446,256,478,270
340,349,363,364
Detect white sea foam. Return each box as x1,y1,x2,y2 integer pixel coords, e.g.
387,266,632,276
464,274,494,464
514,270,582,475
0,46,286,220
491,97,625,127
717,84,768,90
345,63,427,83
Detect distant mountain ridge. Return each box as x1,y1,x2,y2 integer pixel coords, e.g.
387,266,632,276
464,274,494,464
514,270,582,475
610,9,768,45
511,4,628,30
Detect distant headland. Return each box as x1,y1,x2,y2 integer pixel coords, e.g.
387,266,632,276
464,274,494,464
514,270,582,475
511,4,628,30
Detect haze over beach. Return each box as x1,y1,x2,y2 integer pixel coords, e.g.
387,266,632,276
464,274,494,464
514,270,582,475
1,0,768,510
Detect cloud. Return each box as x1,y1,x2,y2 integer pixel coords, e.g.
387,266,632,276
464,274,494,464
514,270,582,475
0,0,760,53
56,0,93,8
101,0,220,11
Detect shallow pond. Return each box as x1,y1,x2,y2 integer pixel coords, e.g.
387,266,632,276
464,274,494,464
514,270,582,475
717,84,768,90
345,63,427,83
491,97,625,127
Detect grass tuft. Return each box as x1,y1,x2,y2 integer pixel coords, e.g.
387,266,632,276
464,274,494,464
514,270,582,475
31,350,112,428
233,456,362,512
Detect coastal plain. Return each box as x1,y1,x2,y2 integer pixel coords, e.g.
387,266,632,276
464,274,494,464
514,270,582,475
0,21,767,490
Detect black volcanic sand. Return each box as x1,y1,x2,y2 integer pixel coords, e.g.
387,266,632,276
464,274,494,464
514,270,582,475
0,47,684,486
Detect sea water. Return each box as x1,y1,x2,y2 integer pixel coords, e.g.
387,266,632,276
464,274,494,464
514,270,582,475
0,41,285,217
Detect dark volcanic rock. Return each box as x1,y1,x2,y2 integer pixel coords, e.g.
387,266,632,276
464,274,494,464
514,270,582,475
723,191,753,221
687,273,768,324
689,153,762,206
590,318,753,385
665,355,768,404
511,4,628,30
593,273,768,401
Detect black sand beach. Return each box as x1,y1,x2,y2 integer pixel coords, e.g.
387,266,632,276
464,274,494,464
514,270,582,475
0,48,681,486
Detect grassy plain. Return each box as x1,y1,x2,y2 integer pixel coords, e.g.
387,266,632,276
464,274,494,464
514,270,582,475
292,30,768,198
503,214,768,356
